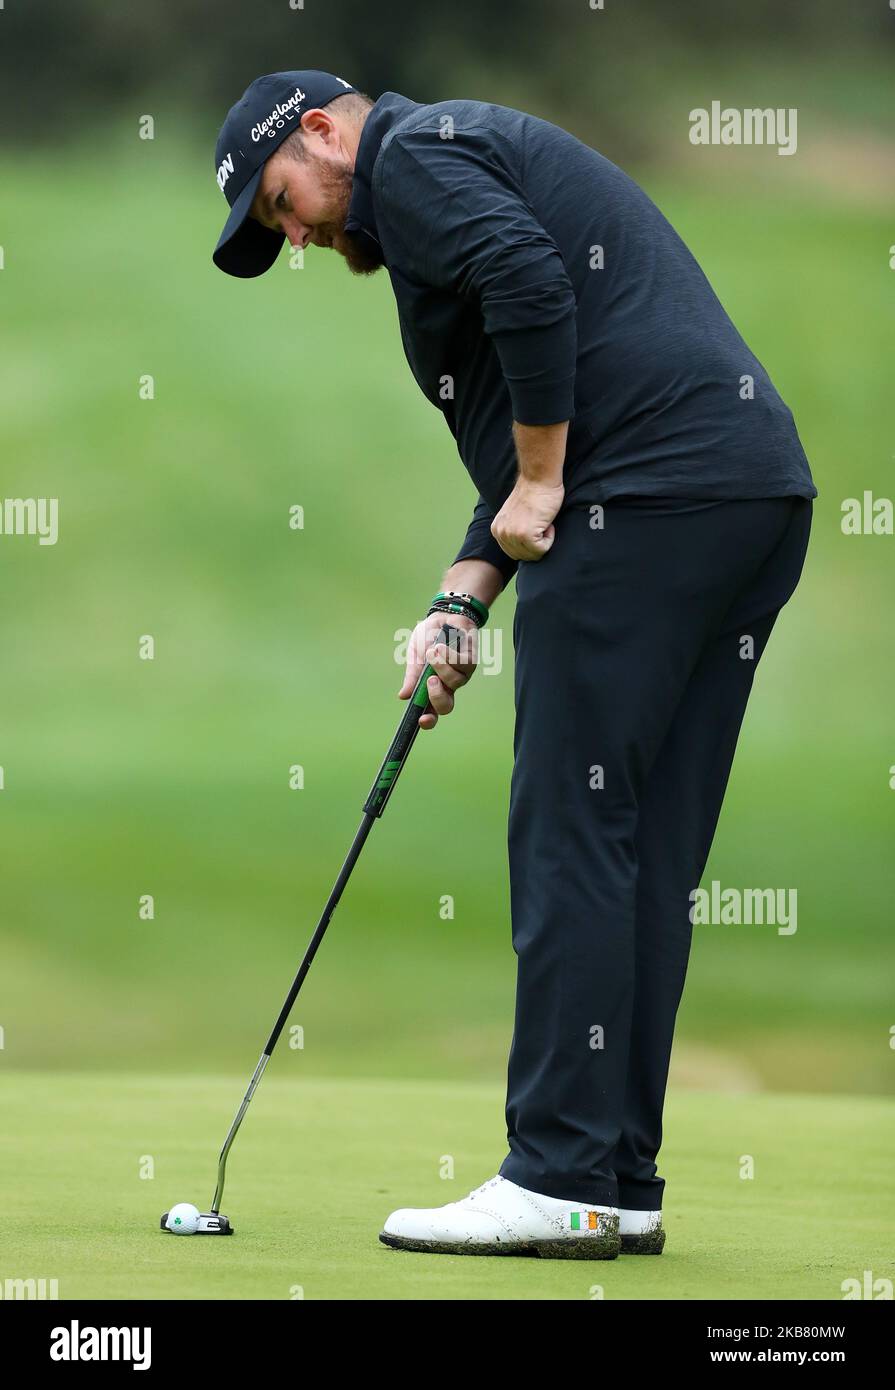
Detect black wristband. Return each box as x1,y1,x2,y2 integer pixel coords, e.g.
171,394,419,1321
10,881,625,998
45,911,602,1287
427,599,485,629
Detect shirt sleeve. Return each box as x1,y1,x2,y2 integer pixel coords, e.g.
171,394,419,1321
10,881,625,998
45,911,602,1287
452,494,519,586
375,126,578,425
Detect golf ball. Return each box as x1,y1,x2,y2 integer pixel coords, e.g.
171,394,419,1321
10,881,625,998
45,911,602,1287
166,1202,200,1235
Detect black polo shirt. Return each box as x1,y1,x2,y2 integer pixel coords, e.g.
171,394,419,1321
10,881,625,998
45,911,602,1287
344,92,816,585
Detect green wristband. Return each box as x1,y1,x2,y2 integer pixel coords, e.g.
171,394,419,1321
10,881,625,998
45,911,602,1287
430,591,490,625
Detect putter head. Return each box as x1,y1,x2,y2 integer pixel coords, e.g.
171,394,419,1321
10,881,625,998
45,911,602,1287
159,1210,234,1235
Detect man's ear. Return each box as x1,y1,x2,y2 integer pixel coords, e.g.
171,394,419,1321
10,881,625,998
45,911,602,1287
299,107,336,147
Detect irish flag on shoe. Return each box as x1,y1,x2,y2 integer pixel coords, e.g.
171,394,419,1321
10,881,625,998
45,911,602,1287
570,1211,602,1232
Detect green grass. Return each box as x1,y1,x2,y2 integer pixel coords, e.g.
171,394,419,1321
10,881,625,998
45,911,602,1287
0,139,892,1100
2,1073,892,1300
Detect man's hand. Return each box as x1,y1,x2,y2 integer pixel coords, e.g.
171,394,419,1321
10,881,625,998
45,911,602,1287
399,612,479,730
490,477,565,562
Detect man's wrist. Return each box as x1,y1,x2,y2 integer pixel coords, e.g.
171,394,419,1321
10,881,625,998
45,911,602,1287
514,474,564,493
441,558,504,607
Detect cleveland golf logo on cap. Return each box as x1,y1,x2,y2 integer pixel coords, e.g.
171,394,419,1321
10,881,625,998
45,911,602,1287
252,86,307,142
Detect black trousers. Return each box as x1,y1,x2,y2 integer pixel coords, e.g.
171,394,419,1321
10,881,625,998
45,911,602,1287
499,496,812,1208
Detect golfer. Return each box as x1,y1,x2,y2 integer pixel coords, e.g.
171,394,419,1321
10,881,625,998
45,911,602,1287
212,71,815,1259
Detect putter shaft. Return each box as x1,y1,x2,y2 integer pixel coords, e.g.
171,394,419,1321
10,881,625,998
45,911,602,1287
209,622,458,1216
211,812,375,1213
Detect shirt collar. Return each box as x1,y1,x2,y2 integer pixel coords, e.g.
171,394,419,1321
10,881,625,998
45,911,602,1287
345,91,419,247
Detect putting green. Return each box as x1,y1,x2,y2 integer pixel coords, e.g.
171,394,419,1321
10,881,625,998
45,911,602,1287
2,1073,891,1300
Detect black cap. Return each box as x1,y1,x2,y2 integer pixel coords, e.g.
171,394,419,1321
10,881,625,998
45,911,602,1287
213,70,357,278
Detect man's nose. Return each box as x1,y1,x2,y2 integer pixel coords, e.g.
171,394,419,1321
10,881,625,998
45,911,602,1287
280,215,311,249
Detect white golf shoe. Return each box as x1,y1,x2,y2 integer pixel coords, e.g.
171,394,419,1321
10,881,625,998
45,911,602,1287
380,1175,620,1259
619,1208,665,1254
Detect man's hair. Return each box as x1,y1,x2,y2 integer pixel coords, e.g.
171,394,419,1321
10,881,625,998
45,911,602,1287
282,92,375,160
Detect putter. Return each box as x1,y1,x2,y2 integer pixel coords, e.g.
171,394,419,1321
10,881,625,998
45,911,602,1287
160,622,461,1235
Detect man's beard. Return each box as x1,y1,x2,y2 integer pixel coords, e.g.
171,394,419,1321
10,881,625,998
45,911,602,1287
309,155,384,277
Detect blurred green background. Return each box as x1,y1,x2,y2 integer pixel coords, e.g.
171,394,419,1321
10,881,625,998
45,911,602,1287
1,3,892,1102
